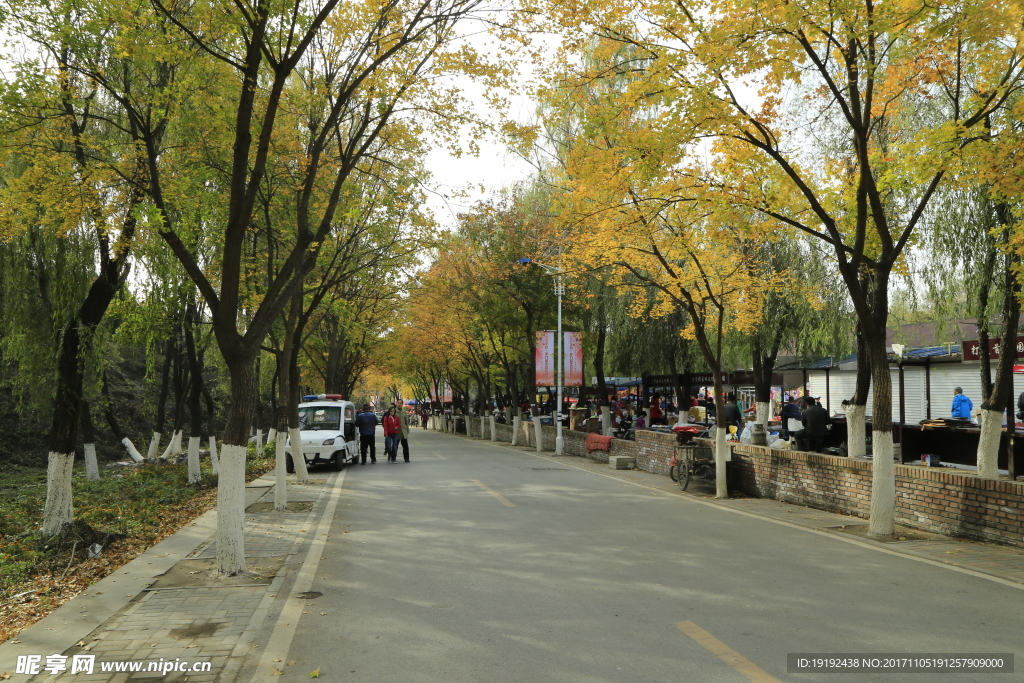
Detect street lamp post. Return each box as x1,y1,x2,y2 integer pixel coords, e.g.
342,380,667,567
517,258,565,455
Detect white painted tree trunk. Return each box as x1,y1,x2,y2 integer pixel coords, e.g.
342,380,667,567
846,405,867,457
480,416,486,439
534,417,544,452
755,402,770,430
209,436,219,474
289,427,309,484
84,443,100,481
274,431,288,511
217,444,247,575
267,427,277,444
489,415,497,441
601,406,612,435
976,408,1002,479
714,427,729,499
122,437,145,463
255,429,264,453
868,430,896,536
147,432,161,460
187,436,202,484
42,452,75,536
511,415,521,446
161,429,183,459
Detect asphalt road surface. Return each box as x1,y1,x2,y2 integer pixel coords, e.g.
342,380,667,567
259,428,1024,682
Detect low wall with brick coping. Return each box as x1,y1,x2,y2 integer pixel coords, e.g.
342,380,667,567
728,444,1024,547
431,420,1024,547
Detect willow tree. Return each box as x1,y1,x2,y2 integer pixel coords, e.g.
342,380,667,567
0,0,166,534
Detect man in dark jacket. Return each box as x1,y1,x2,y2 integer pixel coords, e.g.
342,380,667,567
355,405,378,464
723,395,742,436
796,397,832,452
781,396,802,439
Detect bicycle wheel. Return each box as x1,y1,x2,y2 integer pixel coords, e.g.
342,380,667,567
678,461,691,491
669,463,679,482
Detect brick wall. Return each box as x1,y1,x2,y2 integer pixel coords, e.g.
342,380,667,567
493,422,512,442
729,443,1024,547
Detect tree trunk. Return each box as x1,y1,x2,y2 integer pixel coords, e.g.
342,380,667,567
81,400,99,481
149,339,174,459
977,219,1021,479
751,337,776,431
43,249,133,534
216,354,258,575
184,308,204,484
101,371,145,463
866,335,895,537
847,322,871,458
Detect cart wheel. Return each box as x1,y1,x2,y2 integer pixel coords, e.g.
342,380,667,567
678,463,690,491
669,463,679,482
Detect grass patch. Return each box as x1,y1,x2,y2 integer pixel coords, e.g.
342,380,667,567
0,444,275,643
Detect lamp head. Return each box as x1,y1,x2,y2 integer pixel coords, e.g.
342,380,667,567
516,258,533,266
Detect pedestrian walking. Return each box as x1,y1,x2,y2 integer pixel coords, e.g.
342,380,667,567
395,403,412,462
383,406,400,462
355,404,378,464
951,387,973,419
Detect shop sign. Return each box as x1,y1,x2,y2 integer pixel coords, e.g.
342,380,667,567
962,337,1024,361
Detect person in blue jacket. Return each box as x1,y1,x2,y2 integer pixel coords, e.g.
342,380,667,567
951,387,973,419
355,404,379,464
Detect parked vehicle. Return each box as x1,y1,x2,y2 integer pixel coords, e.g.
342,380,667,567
287,396,359,472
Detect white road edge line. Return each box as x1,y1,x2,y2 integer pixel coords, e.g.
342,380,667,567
250,470,347,682
456,433,1024,592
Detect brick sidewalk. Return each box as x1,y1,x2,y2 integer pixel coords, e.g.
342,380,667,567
1,473,338,683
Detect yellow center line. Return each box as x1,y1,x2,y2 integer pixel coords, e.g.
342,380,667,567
676,621,781,683
431,452,447,459
472,479,515,507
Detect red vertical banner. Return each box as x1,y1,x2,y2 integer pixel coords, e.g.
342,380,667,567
564,332,583,386
442,381,452,403
536,331,555,386
430,382,438,402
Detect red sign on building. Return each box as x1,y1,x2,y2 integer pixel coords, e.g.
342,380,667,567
962,337,1024,361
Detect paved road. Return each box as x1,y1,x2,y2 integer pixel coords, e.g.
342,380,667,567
255,429,1024,682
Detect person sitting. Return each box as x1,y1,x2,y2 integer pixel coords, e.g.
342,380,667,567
649,394,665,425
795,397,832,453
634,411,648,430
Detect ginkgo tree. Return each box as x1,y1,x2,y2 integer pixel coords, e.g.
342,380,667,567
540,0,1024,532
529,38,781,496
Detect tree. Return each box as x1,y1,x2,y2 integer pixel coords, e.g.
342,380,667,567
540,0,1024,532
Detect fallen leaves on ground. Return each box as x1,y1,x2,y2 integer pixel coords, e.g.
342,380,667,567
1,453,275,644
0,487,218,644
